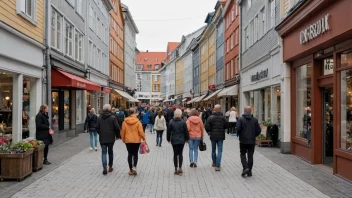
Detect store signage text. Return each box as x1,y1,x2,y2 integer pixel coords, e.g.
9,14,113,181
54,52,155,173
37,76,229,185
323,58,334,75
76,82,86,88
300,14,330,45
251,69,268,82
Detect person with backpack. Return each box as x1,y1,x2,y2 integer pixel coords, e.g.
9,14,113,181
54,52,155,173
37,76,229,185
84,108,98,151
154,111,167,147
115,108,125,134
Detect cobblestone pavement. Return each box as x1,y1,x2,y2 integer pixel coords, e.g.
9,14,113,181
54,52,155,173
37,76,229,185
9,131,337,198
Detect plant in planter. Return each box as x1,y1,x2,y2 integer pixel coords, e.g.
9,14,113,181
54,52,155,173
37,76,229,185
257,134,266,140
26,139,45,172
262,119,272,127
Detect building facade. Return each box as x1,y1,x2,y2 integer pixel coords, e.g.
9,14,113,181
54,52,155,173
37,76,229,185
122,3,139,90
277,0,352,182
0,0,45,142
190,37,202,99
136,51,165,104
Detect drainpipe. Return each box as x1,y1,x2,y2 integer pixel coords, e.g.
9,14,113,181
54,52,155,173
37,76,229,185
44,0,52,125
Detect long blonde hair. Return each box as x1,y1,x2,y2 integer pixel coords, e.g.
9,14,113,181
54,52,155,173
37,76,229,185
90,108,96,115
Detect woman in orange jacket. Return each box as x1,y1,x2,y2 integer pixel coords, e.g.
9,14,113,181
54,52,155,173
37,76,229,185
186,109,204,168
121,107,146,175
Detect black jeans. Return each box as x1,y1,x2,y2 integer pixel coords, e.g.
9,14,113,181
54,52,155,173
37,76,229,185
126,143,140,170
172,144,185,169
142,124,147,133
240,143,255,171
44,144,49,160
156,130,164,145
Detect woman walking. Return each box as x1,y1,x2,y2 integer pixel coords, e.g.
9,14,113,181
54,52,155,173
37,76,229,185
154,111,166,147
35,104,53,165
84,108,98,151
187,109,204,168
141,108,150,133
121,108,146,175
229,107,238,135
167,109,189,176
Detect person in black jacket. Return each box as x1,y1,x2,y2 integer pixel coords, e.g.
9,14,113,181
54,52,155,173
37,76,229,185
205,104,230,171
149,109,156,134
96,104,120,175
35,104,53,165
167,109,189,176
84,108,98,151
166,107,174,126
236,106,261,177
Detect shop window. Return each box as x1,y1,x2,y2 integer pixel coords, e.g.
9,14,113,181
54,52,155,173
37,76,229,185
63,91,70,130
295,63,312,144
341,69,352,152
76,91,84,124
341,49,352,68
0,72,13,142
52,92,59,129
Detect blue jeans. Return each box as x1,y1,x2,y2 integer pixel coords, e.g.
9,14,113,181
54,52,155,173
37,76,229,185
149,124,154,132
189,139,201,163
89,131,98,148
101,143,114,168
211,140,223,168
156,130,164,145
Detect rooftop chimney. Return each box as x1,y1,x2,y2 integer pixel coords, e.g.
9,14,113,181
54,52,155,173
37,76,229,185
146,50,148,52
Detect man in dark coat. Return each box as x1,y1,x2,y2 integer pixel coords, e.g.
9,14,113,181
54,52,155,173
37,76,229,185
96,104,120,175
166,107,174,126
236,106,261,177
205,104,230,171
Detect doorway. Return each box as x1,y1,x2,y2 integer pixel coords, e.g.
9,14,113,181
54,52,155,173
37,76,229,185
322,87,333,167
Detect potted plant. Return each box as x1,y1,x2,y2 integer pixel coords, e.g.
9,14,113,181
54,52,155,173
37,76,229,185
28,140,45,172
0,141,34,181
261,119,272,138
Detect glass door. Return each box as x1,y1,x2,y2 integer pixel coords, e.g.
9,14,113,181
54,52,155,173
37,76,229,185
323,87,333,166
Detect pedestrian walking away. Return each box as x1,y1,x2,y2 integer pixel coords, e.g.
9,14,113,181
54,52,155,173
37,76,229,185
236,106,261,177
121,107,146,176
205,104,230,171
187,109,204,168
141,108,150,133
35,104,53,165
154,111,166,147
115,108,125,134
229,107,238,135
149,109,156,133
96,104,120,175
167,109,189,176
84,108,98,151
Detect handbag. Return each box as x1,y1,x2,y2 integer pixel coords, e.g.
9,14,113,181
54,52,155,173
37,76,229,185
199,139,207,151
139,142,150,154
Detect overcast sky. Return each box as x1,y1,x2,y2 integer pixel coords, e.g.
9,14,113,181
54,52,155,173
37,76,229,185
121,0,218,52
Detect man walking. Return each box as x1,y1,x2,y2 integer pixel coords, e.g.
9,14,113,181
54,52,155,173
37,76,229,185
236,106,261,177
96,104,120,175
205,104,229,171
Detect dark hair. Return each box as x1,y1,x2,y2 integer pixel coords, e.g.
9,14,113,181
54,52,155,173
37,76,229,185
38,104,48,114
190,109,199,116
129,107,137,116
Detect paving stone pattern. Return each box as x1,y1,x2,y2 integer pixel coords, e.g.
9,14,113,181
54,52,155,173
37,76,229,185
10,131,332,198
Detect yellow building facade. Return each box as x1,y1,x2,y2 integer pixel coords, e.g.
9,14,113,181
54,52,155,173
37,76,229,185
208,30,216,87
200,40,209,94
175,57,184,96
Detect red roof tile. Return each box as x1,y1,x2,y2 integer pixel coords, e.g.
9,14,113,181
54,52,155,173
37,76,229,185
165,42,180,62
136,51,166,71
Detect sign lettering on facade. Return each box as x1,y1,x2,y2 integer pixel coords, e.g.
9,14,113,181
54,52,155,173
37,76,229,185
251,69,268,82
300,14,330,44
323,58,334,75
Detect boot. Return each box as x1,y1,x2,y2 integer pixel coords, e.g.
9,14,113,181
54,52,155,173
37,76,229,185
108,166,113,172
103,167,107,175
44,160,51,165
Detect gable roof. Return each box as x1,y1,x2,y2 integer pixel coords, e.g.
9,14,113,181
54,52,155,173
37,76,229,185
165,42,181,62
136,52,166,71
121,3,139,33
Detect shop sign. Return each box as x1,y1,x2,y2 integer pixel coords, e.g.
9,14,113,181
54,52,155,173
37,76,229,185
101,87,112,94
323,58,334,75
76,82,86,88
251,69,268,82
300,14,330,45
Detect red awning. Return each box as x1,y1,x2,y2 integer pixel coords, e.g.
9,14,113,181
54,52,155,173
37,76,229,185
52,69,101,92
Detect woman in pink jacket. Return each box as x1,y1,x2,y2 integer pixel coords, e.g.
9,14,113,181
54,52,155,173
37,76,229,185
186,109,204,168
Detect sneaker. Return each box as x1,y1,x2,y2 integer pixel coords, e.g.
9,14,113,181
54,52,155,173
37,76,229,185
159,144,162,147
103,167,107,175
177,169,183,176
89,147,93,151
215,167,221,171
242,168,249,177
128,171,133,175
247,171,252,177
132,167,137,175
108,166,113,172
94,147,98,151
212,164,216,167
190,163,194,168
193,163,197,168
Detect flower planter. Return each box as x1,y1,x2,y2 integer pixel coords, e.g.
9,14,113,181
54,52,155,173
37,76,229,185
0,149,33,181
32,144,45,172
256,139,273,147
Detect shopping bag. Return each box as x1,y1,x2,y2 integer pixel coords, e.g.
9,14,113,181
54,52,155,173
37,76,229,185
199,140,207,151
139,142,150,154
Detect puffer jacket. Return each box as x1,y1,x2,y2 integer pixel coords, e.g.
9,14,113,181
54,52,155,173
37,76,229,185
154,115,166,131
167,117,189,145
236,112,261,144
205,112,230,141
84,113,98,132
186,116,204,139
121,116,146,143
96,111,120,143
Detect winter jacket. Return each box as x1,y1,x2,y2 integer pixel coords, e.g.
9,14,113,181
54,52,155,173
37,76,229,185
96,111,120,144
167,117,189,145
35,112,53,145
84,113,98,132
229,111,237,123
120,116,146,143
150,111,156,124
154,115,166,131
186,116,204,139
141,111,150,124
166,109,174,123
205,112,230,141
236,112,261,145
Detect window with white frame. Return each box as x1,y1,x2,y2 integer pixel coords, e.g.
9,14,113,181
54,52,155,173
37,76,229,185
231,4,235,21
155,65,160,70
261,7,266,36
65,20,74,57
101,23,104,41
154,75,158,82
230,33,234,49
75,30,83,62
153,85,158,92
66,0,75,7
136,65,143,70
97,17,100,38
245,27,248,50
93,44,96,66
254,15,258,43
250,20,254,46
248,0,252,11
97,49,101,71
89,5,93,28
76,0,83,16
89,40,93,66
51,9,62,50
93,12,97,32
236,4,238,16
17,0,36,23
270,0,275,28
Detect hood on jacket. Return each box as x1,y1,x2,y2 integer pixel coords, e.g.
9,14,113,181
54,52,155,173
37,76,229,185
124,117,140,125
188,116,202,124
212,112,223,116
243,112,253,120
172,117,182,121
88,113,95,119
101,111,112,120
